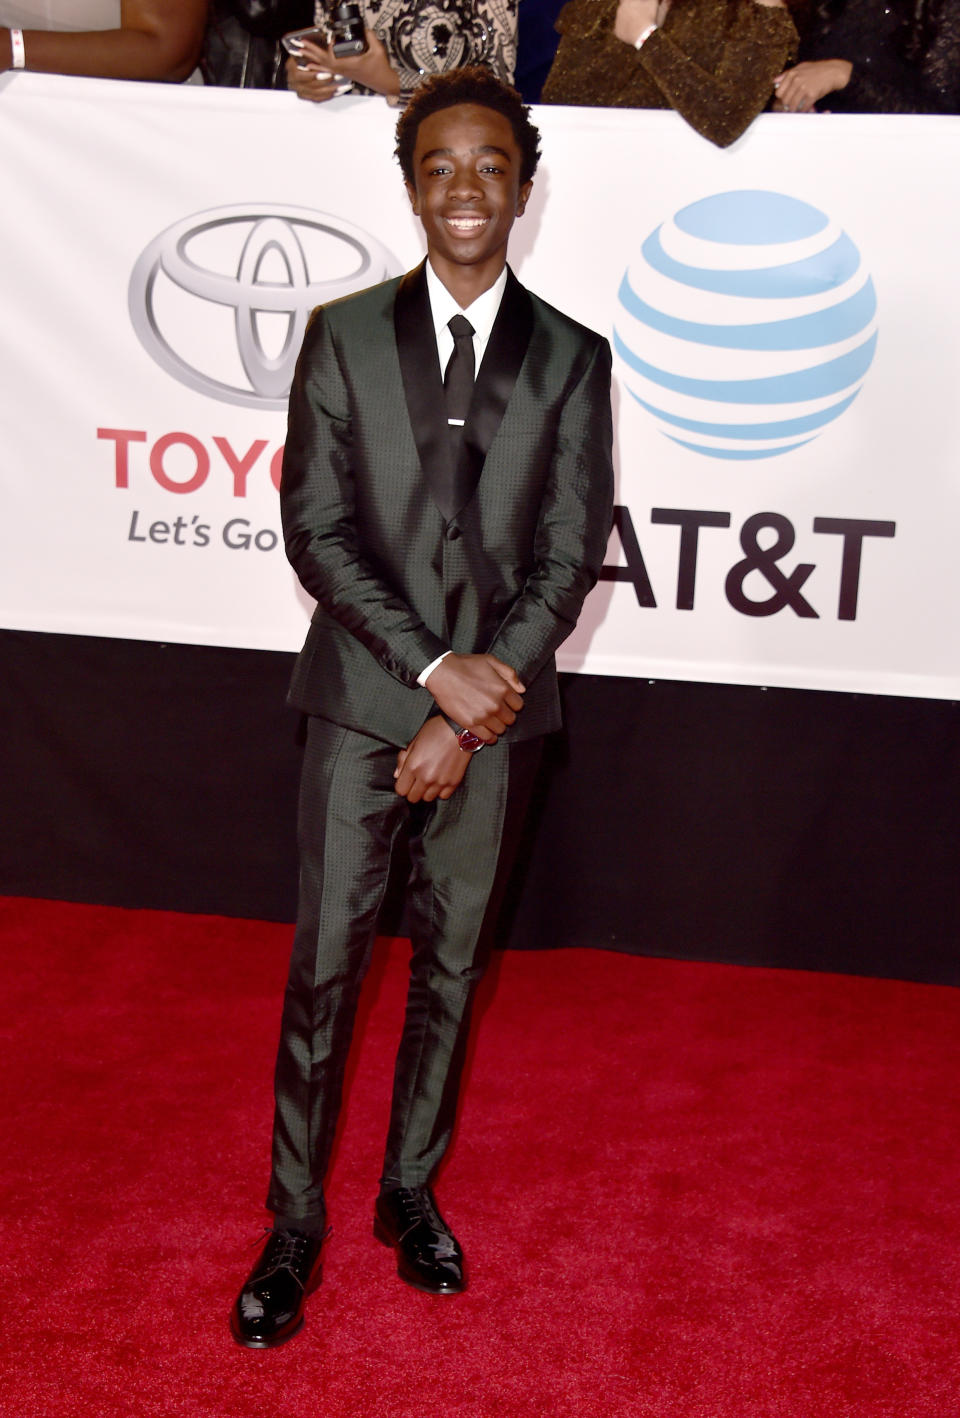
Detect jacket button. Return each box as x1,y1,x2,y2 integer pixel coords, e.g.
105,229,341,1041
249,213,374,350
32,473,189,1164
446,524,461,541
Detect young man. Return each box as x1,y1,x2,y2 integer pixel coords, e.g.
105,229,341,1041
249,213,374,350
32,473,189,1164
230,67,613,1349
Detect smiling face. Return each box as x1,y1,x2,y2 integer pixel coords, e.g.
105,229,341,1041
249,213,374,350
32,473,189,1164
405,103,533,306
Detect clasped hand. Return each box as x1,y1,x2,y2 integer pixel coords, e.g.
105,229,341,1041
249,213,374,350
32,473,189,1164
424,652,525,745
394,717,468,802
393,653,524,803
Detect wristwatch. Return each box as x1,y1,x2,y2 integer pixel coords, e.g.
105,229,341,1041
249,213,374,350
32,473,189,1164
456,728,486,753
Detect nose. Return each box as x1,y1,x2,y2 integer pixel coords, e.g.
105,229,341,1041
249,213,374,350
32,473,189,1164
448,163,482,201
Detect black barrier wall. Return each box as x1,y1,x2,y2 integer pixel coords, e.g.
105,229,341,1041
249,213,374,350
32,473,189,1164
2,630,957,986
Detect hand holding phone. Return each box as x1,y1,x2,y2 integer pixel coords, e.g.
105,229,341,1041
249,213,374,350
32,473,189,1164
281,26,328,61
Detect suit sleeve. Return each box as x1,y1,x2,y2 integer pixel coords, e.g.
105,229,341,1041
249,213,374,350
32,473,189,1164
485,335,614,683
280,309,448,688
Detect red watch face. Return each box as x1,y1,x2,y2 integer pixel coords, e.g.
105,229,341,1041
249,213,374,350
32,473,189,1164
456,729,485,753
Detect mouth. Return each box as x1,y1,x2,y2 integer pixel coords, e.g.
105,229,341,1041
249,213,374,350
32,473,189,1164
443,214,490,236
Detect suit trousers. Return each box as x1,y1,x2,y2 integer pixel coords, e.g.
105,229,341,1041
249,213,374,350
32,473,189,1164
267,715,542,1228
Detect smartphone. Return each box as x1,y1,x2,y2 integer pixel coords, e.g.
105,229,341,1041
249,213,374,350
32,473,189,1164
281,26,328,57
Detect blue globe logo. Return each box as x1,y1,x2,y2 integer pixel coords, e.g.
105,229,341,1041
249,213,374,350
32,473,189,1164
614,190,878,461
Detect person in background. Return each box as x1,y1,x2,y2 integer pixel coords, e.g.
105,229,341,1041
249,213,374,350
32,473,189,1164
772,0,960,113
540,0,797,147
201,0,314,89
0,0,204,80
285,0,516,103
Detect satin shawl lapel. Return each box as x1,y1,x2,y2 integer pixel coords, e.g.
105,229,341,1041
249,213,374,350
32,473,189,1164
394,262,453,518
395,262,535,522
455,267,534,520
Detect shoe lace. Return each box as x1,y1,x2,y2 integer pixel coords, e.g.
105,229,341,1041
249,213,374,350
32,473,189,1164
248,1225,331,1275
268,1229,311,1271
394,1190,457,1260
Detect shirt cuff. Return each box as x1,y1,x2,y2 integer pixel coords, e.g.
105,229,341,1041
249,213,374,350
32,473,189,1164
417,650,452,688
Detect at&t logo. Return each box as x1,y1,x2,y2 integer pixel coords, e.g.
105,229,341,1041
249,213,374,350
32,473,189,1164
128,205,400,410
614,190,878,460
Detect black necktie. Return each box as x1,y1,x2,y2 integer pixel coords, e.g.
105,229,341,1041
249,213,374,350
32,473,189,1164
443,314,475,426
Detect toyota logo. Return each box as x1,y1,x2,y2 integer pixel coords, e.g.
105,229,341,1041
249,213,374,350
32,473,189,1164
129,204,401,409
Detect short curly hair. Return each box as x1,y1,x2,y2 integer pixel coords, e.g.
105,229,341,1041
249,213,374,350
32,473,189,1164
395,67,541,187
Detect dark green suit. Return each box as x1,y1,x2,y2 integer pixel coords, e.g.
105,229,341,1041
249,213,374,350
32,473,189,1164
267,262,613,1227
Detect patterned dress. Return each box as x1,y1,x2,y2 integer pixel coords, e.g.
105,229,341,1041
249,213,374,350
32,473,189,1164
315,0,516,93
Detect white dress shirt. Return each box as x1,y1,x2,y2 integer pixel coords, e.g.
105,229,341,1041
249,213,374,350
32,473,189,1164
425,260,508,396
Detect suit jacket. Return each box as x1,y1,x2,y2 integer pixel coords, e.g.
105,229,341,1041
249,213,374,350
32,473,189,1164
281,260,614,747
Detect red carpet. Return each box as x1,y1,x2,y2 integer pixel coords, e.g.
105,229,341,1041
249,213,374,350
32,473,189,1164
2,895,959,1417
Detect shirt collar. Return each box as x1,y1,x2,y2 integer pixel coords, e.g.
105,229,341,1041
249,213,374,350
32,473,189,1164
425,261,508,346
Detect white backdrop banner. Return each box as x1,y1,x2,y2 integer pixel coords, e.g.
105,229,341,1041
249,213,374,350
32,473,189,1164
1,73,959,699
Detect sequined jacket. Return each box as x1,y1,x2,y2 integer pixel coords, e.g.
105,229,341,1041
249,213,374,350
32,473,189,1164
541,0,798,146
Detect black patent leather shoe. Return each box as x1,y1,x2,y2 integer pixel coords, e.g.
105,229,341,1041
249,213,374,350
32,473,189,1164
229,1228,325,1349
373,1186,465,1295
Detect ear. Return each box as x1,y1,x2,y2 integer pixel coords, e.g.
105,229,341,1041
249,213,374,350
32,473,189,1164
516,179,533,217
405,179,420,216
